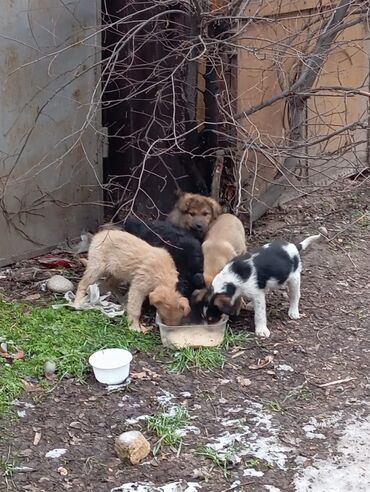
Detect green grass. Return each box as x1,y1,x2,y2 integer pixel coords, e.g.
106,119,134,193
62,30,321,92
167,327,254,373
147,406,190,454
352,209,370,228
168,347,225,373
0,451,16,488
0,300,160,415
264,399,286,414
194,445,234,478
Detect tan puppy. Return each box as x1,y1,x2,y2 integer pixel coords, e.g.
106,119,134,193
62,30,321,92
202,213,246,287
168,192,221,239
74,229,190,331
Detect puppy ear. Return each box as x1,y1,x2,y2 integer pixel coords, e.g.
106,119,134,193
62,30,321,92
203,274,213,288
191,288,207,304
175,189,184,199
179,297,191,316
214,294,233,315
208,198,222,219
149,286,167,307
192,273,205,289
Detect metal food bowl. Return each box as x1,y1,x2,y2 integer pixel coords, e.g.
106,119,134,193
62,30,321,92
156,314,228,349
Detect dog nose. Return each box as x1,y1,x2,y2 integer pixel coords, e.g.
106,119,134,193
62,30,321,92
193,224,203,232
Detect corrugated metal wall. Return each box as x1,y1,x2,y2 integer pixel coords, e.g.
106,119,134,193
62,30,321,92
0,0,103,266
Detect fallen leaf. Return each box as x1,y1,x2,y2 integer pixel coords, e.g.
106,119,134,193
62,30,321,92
131,371,147,380
33,432,42,446
231,351,245,359
57,466,68,476
22,380,41,393
14,350,24,360
38,256,73,269
248,355,274,370
25,293,41,301
236,376,251,387
141,367,159,378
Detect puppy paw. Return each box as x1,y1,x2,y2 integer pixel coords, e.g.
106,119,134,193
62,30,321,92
288,310,305,320
128,321,148,332
255,326,270,338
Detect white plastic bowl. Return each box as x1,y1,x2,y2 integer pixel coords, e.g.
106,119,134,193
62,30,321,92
89,348,132,385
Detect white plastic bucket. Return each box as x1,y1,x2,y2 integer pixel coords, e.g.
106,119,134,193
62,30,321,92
89,348,132,385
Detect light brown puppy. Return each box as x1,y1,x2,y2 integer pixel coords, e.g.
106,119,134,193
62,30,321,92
168,192,221,239
74,229,190,331
202,213,246,287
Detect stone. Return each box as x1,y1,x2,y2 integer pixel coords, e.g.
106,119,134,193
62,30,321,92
46,275,73,294
114,430,150,465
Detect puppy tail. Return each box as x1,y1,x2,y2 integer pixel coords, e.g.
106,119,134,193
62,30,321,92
297,226,328,253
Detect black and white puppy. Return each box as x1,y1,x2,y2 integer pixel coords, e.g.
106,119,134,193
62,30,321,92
204,232,324,338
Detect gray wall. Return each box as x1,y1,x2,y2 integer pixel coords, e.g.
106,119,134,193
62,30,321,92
0,0,103,266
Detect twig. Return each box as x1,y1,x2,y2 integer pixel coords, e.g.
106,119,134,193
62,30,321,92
211,149,224,201
310,377,356,388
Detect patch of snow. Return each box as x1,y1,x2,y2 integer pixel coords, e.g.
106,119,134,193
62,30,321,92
264,486,281,492
11,400,35,409
294,456,309,466
45,448,67,459
177,425,201,437
180,392,192,398
276,364,294,372
193,404,202,410
248,435,291,469
225,406,243,414
111,481,201,492
206,429,249,453
221,418,247,428
126,415,150,425
156,390,176,408
207,401,293,469
301,414,343,441
295,414,370,492
17,410,26,418
302,424,326,440
243,468,264,477
107,381,130,392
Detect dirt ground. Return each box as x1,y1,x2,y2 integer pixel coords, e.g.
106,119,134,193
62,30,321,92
1,179,369,492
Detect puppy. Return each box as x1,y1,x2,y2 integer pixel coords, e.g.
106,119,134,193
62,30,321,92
202,213,246,287
123,217,205,298
168,192,221,240
74,229,190,331
204,232,324,338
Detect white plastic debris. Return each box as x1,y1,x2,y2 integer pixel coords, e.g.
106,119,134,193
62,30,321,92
45,448,67,459
52,284,125,318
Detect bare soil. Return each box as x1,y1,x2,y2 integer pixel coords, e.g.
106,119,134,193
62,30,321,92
1,179,369,492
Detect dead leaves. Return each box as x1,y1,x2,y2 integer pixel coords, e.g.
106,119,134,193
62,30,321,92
0,341,24,362
131,367,159,381
248,355,274,370
33,431,42,446
236,376,252,387
22,380,42,393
